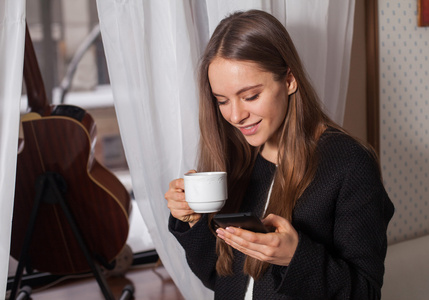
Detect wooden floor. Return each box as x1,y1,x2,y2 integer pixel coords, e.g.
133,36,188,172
12,263,185,300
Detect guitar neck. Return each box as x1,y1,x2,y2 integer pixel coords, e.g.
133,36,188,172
24,23,49,114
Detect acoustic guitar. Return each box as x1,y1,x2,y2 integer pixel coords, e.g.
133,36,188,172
10,24,132,274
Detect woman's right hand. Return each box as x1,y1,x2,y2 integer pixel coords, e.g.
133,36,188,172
164,170,201,227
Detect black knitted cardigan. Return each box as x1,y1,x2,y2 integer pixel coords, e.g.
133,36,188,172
169,129,395,300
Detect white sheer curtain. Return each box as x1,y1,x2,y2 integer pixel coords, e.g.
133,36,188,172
96,1,355,299
0,0,26,297
285,0,355,123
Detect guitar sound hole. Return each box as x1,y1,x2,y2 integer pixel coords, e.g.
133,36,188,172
52,105,85,122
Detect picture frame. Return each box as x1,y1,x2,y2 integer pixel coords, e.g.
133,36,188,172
418,0,429,26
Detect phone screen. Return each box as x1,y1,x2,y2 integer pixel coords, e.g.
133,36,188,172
213,212,269,233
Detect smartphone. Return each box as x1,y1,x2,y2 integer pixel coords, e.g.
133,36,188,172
213,212,269,233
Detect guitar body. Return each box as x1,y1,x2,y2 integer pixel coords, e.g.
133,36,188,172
11,105,131,274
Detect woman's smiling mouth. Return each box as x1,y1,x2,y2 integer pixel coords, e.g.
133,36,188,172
238,120,262,136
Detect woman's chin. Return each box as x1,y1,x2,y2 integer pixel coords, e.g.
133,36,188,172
243,136,265,148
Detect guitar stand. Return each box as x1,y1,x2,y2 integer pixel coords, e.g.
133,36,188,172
9,172,134,300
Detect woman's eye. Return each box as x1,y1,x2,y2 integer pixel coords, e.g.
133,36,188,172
217,99,228,106
245,94,260,101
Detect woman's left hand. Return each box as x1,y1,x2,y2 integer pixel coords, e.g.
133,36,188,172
216,213,298,266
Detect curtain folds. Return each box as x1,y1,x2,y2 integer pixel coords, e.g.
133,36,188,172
0,0,26,297
95,1,209,298
285,0,355,123
96,1,355,299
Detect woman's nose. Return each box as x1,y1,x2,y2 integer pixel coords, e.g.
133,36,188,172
230,100,249,124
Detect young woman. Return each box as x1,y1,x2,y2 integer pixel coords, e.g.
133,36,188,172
165,10,394,299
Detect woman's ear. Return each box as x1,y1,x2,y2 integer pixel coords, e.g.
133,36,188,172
286,72,297,95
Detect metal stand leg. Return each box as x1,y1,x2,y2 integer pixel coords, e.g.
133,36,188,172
9,175,45,300
10,172,134,300
45,173,115,300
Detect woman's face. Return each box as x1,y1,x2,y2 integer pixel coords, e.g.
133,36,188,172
208,57,297,161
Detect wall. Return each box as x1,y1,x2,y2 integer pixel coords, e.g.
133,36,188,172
379,0,429,244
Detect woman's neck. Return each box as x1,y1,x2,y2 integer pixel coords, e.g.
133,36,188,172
260,143,278,164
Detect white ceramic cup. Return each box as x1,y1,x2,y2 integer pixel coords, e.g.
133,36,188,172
184,172,227,213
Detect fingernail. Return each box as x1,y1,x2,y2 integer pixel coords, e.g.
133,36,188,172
225,227,235,234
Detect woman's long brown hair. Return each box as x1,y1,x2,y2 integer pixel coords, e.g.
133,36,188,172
197,10,341,279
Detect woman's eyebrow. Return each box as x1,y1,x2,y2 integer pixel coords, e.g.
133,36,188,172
212,84,263,97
